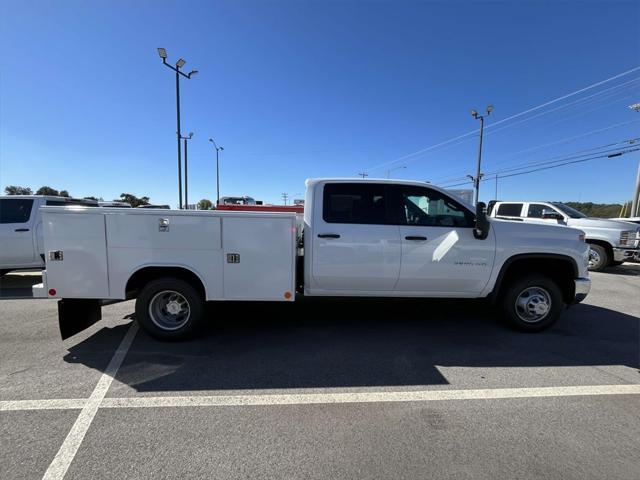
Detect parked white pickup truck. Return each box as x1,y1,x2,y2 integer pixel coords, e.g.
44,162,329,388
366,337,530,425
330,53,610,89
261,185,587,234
34,179,590,340
487,200,640,271
0,195,98,275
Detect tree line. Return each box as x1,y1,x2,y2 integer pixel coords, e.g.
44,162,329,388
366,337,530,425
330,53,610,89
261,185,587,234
4,185,152,208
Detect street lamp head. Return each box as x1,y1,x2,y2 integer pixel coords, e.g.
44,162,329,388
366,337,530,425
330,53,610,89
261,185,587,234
219,146,224,151
188,132,194,138
188,70,198,77
487,105,494,115
157,47,167,59
176,58,186,68
470,109,478,118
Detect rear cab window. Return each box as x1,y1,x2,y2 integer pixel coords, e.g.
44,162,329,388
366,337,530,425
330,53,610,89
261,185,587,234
496,203,524,217
322,183,390,224
0,199,34,224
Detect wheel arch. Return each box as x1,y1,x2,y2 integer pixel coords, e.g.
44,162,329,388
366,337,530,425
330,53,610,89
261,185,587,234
585,239,613,263
490,253,578,304
125,265,206,299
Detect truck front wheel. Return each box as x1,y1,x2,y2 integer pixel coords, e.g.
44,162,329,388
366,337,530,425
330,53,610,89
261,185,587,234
501,274,564,332
135,277,205,340
587,244,609,272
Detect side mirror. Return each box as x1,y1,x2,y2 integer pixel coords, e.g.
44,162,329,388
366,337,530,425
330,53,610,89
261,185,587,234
542,209,563,222
474,202,491,240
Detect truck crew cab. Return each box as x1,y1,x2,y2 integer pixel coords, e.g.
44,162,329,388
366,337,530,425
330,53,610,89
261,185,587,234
35,179,591,340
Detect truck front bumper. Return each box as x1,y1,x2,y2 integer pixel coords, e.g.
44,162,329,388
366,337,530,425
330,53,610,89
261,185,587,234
613,247,639,263
573,277,591,304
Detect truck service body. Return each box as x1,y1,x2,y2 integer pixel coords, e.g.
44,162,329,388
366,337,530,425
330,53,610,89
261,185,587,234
33,179,591,340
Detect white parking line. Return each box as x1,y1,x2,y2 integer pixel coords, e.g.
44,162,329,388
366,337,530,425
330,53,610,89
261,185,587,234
2,383,639,414
0,398,86,411
100,384,640,408
41,323,138,480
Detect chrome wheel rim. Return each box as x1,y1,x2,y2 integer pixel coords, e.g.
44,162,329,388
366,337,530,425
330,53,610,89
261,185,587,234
588,248,601,268
515,287,552,323
148,290,191,331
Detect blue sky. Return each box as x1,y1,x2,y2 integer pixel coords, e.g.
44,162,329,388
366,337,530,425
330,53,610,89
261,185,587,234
1,0,639,207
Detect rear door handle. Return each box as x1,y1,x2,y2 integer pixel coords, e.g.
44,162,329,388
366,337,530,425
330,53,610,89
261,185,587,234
318,233,340,239
14,228,30,232
405,235,427,241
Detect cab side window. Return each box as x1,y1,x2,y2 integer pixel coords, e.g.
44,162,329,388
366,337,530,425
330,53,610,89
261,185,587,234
527,203,549,218
322,183,389,225
0,199,34,224
398,187,473,227
496,203,523,217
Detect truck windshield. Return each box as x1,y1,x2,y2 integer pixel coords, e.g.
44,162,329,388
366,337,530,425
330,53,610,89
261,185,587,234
551,202,586,219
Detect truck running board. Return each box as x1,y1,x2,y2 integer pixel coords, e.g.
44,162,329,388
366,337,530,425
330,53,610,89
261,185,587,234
58,299,102,340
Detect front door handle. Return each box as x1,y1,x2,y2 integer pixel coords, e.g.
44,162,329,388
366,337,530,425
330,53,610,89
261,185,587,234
405,235,427,241
318,233,340,239
14,228,30,232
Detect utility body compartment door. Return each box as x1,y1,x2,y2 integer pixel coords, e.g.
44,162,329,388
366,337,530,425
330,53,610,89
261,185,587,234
42,210,109,298
222,216,296,300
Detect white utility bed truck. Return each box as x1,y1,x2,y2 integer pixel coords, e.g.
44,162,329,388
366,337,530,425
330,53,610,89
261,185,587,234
34,179,591,340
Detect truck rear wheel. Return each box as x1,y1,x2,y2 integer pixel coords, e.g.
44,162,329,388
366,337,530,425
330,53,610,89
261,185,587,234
501,274,564,332
135,277,205,340
587,244,609,272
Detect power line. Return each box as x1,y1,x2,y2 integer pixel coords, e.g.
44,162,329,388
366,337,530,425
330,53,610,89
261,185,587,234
435,137,640,184
366,66,640,172
439,147,640,188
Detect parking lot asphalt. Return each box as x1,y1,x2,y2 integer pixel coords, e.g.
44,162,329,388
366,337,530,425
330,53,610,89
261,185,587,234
0,265,639,479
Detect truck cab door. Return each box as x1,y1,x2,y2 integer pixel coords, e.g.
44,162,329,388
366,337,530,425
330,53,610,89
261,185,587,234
311,183,401,292
0,198,36,267
392,186,495,295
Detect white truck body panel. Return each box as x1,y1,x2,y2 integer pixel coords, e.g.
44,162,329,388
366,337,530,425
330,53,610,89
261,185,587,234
41,208,297,302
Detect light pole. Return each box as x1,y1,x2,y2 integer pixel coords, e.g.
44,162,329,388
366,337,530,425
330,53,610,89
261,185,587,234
470,105,493,205
629,103,640,217
157,48,198,209
358,172,368,179
181,132,193,209
209,138,224,206
386,165,407,178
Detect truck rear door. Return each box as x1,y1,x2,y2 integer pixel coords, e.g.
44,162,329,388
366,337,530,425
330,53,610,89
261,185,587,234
311,182,401,292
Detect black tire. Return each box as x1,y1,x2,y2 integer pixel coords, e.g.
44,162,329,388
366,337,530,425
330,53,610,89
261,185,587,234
501,274,564,332
135,277,205,340
587,244,609,272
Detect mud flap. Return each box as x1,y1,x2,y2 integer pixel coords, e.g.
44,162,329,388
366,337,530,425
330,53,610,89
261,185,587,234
58,299,102,340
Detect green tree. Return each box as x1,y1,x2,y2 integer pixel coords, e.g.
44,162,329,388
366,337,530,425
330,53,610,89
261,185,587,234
59,190,70,197
197,199,213,210
83,196,101,201
563,202,625,218
4,185,33,195
36,186,60,196
118,193,150,208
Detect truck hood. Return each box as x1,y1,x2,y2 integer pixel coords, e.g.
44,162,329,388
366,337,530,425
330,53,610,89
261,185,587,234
490,217,583,239
566,218,638,230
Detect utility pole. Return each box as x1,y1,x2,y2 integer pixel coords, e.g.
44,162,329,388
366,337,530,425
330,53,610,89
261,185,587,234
209,138,224,206
628,103,640,217
386,165,407,178
157,48,198,209
181,132,193,209
358,172,369,179
470,105,493,205
281,193,289,205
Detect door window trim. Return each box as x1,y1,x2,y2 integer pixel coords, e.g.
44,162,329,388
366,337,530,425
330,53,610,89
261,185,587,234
389,185,475,228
